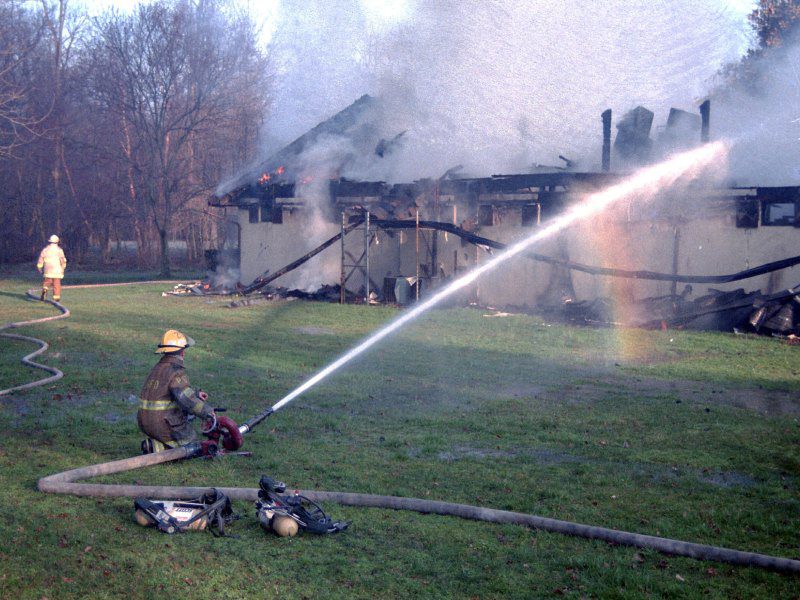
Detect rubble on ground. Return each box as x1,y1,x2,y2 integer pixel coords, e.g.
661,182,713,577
162,279,242,296
559,285,800,336
166,272,800,340
259,284,358,303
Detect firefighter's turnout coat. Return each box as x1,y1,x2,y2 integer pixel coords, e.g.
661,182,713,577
137,354,214,447
36,243,67,278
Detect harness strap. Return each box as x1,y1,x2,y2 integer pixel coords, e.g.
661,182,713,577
134,490,238,537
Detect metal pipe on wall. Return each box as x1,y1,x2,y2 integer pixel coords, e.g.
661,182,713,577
415,208,420,301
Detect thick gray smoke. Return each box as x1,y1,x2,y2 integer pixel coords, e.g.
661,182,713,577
714,42,800,186
265,0,754,181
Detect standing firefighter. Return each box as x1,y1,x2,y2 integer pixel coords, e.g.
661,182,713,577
36,235,67,302
138,330,215,453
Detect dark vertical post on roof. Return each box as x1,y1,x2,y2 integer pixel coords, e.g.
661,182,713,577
601,109,612,172
699,99,710,143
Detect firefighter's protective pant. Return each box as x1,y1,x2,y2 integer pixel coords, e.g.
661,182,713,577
42,277,62,301
138,408,197,453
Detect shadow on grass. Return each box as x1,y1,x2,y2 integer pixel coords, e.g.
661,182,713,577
0,290,33,301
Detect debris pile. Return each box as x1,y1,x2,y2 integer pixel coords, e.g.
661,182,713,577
162,279,242,297
261,284,361,303
561,285,800,336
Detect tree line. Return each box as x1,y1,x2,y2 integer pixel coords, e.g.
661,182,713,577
719,0,800,94
2,0,796,276
0,0,270,275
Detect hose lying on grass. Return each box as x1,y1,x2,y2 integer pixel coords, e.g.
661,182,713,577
9,291,798,575
0,282,182,396
0,292,69,396
37,447,800,575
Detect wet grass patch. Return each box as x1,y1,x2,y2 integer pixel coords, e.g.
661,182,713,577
0,272,798,597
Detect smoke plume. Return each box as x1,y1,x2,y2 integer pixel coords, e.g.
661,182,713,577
714,42,800,186
264,0,754,181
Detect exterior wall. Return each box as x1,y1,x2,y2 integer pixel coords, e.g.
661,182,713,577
238,205,339,289
675,220,799,295
565,213,800,302
237,194,800,307
457,225,557,307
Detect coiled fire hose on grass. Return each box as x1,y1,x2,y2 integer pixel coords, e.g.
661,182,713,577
0,292,69,396
0,282,182,396
7,291,798,574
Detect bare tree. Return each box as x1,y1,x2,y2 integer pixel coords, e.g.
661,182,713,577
88,0,270,276
0,0,270,268
0,2,54,263
39,0,94,248
0,2,46,159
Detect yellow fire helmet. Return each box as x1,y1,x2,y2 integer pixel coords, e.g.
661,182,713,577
48,234,60,243
155,329,195,354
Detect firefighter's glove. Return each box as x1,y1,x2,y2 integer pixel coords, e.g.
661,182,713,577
200,411,217,435
198,390,209,402
198,402,215,419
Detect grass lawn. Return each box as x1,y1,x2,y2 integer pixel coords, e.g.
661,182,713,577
0,271,798,598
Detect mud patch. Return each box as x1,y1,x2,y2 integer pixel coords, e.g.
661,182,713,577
438,445,516,461
293,326,336,336
406,446,421,459
699,470,757,488
438,445,582,464
437,443,761,489
624,377,800,417
501,372,800,416
0,396,31,426
97,412,125,423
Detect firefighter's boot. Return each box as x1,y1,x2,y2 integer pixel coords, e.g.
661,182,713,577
40,288,47,301
141,438,169,454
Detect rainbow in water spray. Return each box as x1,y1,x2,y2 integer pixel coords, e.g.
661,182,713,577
268,141,727,413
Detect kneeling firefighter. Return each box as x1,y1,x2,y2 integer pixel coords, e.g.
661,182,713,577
138,329,215,453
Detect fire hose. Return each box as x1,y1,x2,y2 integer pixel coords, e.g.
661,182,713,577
38,401,800,574
5,294,795,574
0,282,181,396
0,292,69,396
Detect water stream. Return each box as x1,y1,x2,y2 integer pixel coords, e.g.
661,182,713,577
269,141,727,414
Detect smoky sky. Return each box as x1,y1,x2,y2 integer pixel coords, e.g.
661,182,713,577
714,42,800,186
263,1,798,184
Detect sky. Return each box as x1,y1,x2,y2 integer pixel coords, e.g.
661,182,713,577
77,1,800,187
260,0,762,181
78,0,757,67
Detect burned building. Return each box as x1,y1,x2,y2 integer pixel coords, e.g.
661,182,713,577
211,96,800,329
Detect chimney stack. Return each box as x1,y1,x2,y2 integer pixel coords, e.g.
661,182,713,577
601,109,612,171
699,99,710,143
